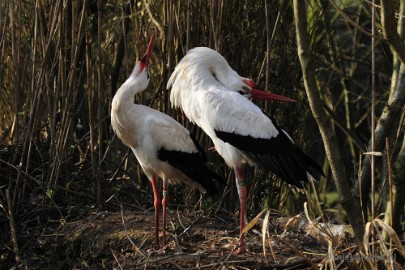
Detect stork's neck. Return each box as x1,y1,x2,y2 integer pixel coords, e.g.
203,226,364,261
195,52,242,89
111,74,145,147
112,75,143,111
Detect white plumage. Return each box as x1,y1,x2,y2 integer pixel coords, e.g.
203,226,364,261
112,36,222,250
167,47,323,253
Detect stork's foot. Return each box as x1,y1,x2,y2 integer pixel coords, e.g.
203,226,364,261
233,236,246,255
150,242,168,254
161,242,168,252
162,234,167,251
156,247,167,255
153,242,160,251
233,246,246,255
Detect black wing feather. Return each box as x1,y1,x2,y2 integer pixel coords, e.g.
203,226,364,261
157,135,224,195
189,130,207,162
215,114,324,188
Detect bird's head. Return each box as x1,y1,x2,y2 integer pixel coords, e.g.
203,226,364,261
238,79,296,102
131,32,155,89
201,48,295,103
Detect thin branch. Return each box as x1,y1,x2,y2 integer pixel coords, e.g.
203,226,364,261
381,0,405,65
328,0,375,38
143,0,164,37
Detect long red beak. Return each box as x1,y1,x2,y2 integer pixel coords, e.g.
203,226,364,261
144,32,155,67
251,89,296,102
243,79,295,102
139,32,155,70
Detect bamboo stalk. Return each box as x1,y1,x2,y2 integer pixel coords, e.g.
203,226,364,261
49,0,87,189
264,0,269,112
9,0,20,143
86,10,97,207
166,0,174,114
96,0,103,206
384,138,394,235
371,0,376,222
186,0,190,51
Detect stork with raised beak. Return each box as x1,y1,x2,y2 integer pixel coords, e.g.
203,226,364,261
111,36,223,250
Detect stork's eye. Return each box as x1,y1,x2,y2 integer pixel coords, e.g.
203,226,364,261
237,86,250,95
237,90,245,95
242,86,250,92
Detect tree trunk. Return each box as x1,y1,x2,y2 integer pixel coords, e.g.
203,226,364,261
355,0,405,222
292,0,365,245
389,136,405,236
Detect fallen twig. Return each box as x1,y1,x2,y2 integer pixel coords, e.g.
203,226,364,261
110,248,123,270
6,189,20,263
278,237,318,268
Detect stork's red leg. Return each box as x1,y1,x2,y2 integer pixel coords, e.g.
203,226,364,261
161,180,168,249
151,175,160,249
235,166,247,254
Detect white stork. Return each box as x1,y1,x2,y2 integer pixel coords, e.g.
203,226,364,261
111,36,223,249
167,47,324,254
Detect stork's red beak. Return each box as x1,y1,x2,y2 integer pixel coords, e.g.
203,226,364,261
250,89,296,102
243,79,295,103
140,32,155,70
145,32,155,67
